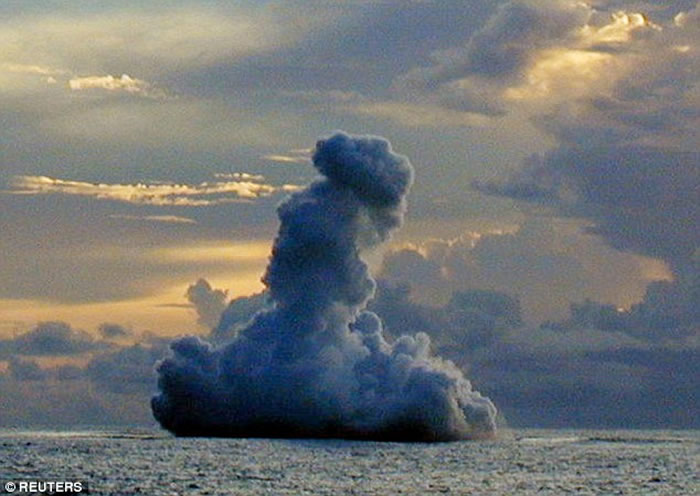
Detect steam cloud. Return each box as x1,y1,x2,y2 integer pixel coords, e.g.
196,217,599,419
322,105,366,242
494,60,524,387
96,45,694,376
152,131,497,441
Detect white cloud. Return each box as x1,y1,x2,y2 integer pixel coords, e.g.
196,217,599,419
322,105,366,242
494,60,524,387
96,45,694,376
261,154,310,164
0,64,160,98
68,74,152,95
8,174,298,206
108,215,197,224
214,173,266,181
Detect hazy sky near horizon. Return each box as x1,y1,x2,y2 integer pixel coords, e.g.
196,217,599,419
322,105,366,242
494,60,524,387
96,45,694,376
1,0,697,336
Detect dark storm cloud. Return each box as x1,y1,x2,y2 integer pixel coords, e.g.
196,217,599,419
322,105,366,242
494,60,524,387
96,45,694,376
472,329,700,428
475,146,700,266
552,264,699,342
152,132,498,441
419,0,588,82
397,0,591,114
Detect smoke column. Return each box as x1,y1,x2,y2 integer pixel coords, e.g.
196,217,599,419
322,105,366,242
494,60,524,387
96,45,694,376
152,131,497,441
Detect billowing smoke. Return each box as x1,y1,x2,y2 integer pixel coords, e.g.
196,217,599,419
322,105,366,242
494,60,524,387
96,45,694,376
152,131,497,441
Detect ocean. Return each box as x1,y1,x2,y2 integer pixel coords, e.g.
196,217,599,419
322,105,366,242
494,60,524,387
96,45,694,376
0,428,698,495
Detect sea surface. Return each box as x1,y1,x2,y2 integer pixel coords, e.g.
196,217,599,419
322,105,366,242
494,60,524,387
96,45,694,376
0,427,698,495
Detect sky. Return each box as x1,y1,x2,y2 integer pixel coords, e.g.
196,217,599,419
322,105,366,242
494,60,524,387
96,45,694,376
0,0,698,429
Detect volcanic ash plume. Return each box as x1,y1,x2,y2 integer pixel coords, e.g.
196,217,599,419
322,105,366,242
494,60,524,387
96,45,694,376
152,131,497,441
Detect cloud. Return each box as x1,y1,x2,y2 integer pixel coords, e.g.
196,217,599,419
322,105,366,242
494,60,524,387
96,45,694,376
284,90,496,129
185,279,228,330
472,321,699,427
98,323,131,340
380,220,659,322
108,214,196,224
0,338,168,427
1,63,68,77
551,260,699,343
213,172,266,181
68,74,160,97
0,62,71,93
0,7,298,79
55,364,84,381
0,321,106,357
86,343,165,395
34,96,311,151
461,3,699,338
7,174,297,206
394,0,695,131
261,153,310,165
395,0,593,114
0,7,285,99
7,357,48,381
1,336,166,394
349,100,496,128
369,282,523,353
475,146,700,270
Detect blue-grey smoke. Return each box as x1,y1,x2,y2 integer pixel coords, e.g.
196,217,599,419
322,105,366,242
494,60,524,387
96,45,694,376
151,132,497,441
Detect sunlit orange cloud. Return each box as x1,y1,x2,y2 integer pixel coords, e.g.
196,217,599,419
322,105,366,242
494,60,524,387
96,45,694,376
504,11,660,103
504,49,614,101
579,11,659,46
8,175,299,206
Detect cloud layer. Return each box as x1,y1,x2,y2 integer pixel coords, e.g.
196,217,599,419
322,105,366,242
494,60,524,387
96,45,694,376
8,174,298,206
0,321,107,358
